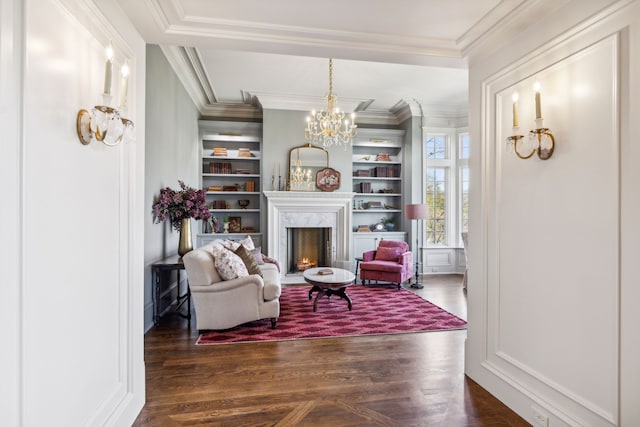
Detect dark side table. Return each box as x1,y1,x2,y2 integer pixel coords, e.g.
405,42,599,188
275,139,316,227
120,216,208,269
151,256,191,325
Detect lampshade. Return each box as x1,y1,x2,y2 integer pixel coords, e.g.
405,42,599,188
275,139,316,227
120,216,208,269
405,204,428,220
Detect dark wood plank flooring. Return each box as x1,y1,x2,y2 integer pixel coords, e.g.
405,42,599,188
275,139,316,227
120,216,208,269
134,274,527,426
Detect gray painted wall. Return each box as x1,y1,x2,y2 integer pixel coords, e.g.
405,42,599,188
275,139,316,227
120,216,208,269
144,44,200,331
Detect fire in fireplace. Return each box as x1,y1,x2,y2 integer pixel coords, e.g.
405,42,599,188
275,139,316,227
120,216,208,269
287,227,332,274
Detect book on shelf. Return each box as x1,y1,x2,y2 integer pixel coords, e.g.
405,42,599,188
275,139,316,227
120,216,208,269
238,148,252,157
212,147,228,157
222,185,238,192
246,180,255,192
359,182,372,193
374,166,395,177
354,169,371,177
211,200,226,209
317,268,333,275
207,186,223,192
235,168,252,174
210,162,232,174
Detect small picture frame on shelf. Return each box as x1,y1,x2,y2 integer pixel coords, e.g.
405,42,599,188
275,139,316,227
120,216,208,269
228,216,241,233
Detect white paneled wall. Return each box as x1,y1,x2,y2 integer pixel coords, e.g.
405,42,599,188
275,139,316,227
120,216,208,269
466,1,640,425
3,0,147,425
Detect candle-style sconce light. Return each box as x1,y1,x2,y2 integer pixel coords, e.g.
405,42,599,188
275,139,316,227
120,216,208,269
507,81,555,160
76,42,134,147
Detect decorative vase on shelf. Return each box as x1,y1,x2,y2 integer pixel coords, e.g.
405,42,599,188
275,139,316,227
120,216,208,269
223,222,229,233
178,218,193,258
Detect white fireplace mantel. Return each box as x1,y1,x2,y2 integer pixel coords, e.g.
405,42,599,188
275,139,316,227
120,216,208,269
264,191,355,279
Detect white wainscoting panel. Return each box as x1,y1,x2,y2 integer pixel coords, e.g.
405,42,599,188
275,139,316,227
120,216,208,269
483,34,619,426
20,0,145,425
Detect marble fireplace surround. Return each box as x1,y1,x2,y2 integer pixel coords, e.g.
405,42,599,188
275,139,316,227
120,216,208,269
264,191,354,281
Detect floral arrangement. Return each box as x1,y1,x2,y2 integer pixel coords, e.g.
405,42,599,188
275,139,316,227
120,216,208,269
152,180,211,231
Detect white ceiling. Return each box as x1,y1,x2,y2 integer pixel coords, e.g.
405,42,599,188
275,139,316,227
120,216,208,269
117,0,534,119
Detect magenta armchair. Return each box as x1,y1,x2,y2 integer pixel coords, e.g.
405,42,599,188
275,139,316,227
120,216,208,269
359,240,413,289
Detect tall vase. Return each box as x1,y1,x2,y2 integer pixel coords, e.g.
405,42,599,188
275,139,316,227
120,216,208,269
178,218,193,258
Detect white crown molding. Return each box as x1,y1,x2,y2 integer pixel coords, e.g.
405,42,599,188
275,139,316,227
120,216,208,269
200,102,262,120
182,47,215,103
159,44,208,111
249,91,365,113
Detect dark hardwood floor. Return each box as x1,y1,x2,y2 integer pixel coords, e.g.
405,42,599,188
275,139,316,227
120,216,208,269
134,274,527,426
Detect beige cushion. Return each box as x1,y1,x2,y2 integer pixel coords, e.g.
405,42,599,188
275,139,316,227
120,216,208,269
239,235,255,250
213,245,248,280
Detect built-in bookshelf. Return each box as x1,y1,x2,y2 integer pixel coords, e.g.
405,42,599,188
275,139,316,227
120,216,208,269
197,120,263,248
351,128,406,235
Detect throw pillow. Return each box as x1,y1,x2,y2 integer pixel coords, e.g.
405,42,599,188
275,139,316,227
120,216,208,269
375,246,402,261
262,254,281,272
219,239,240,251
251,246,264,265
212,245,249,280
235,245,263,277
239,235,255,250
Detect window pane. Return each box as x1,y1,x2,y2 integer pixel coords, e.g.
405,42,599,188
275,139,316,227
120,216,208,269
459,133,470,159
460,167,469,233
426,167,447,245
426,135,447,159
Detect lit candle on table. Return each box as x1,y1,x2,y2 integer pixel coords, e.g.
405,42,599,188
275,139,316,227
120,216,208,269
511,92,519,128
534,81,542,119
103,42,114,95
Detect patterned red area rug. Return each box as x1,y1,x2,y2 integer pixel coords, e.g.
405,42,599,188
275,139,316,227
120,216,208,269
196,285,466,345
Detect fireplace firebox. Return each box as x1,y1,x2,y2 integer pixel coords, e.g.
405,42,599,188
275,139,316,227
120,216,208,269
287,227,331,274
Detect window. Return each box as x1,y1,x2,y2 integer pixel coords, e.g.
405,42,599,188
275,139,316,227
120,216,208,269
459,133,470,234
423,131,469,247
426,135,447,159
426,167,447,244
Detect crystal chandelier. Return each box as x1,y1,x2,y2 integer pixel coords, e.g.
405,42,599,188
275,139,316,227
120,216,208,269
305,59,357,148
289,157,313,190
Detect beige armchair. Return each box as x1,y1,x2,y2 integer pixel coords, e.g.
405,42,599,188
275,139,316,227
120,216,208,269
182,243,281,331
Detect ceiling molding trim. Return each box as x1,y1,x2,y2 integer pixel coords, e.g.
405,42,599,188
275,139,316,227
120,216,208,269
457,0,528,53
164,23,464,60
462,0,574,59
183,47,216,103
249,91,366,113
355,110,404,127
200,102,263,121
156,4,461,58
144,0,172,33
159,44,208,111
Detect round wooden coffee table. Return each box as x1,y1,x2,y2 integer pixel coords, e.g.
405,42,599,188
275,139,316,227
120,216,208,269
303,267,356,312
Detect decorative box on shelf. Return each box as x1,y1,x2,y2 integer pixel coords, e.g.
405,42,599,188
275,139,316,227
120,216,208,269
238,148,252,157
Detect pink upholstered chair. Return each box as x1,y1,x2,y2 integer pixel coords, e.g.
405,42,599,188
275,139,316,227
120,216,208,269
359,240,413,289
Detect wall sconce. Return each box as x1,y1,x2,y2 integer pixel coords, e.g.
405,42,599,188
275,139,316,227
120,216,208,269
77,42,134,147
507,81,555,160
